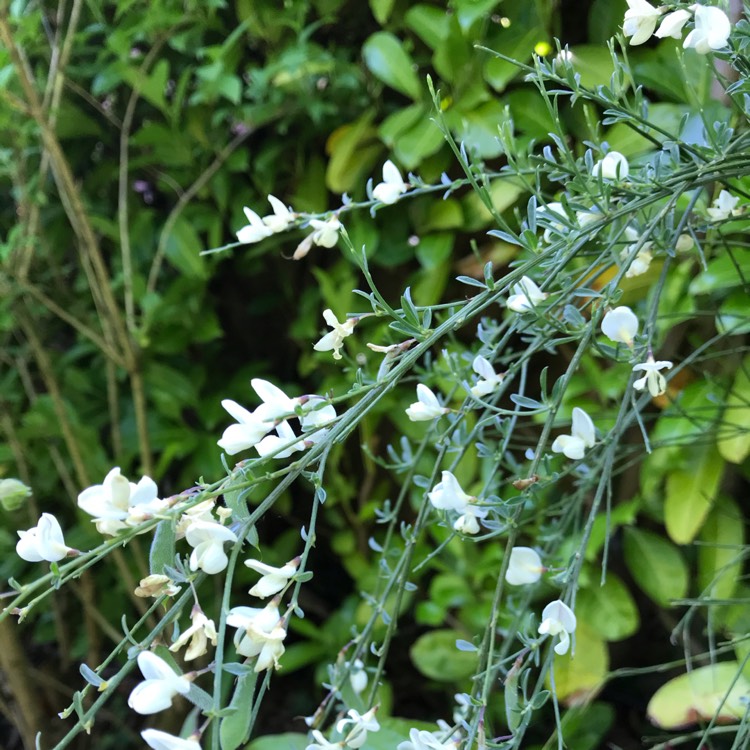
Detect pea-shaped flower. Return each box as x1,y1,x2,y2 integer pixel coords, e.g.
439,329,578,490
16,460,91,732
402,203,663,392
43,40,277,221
372,160,408,205
601,306,639,346
592,151,629,180
405,384,450,421
245,557,299,598
623,0,660,45
428,471,473,513
683,5,731,54
506,276,547,313
505,547,544,585
538,600,577,655
16,513,74,563
551,407,596,460
128,652,191,715
633,356,673,397
185,519,238,575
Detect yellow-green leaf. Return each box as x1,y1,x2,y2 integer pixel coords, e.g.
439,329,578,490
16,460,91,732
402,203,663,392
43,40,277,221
665,443,724,544
549,621,608,706
647,663,750,729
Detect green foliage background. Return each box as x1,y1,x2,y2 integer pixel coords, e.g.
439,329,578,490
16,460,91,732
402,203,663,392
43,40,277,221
0,0,748,749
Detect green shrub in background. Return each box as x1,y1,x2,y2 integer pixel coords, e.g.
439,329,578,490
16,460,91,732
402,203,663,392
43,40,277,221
0,0,749,749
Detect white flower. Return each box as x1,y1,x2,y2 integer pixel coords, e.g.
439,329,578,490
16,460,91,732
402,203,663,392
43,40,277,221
655,9,691,38
623,0,661,45
349,659,368,695
299,397,337,443
245,557,299,598
135,574,181,598
536,201,568,242
621,244,653,278
128,651,191,715
141,729,202,750
306,730,344,750
506,276,547,312
397,728,456,750
169,606,218,661
254,420,305,458
313,309,357,360
252,378,301,421
707,189,740,221
470,355,504,397
428,471,473,513
551,407,596,460
77,467,164,535
632,356,673,397
372,160,408,204
453,504,488,535
336,707,380,749
226,602,287,671
601,305,639,346
185,519,238,575
16,513,73,563
538,600,577,655
684,5,731,54
237,206,274,244
310,216,342,248
217,399,274,455
505,547,544,585
262,195,295,233
405,384,449,421
592,151,629,180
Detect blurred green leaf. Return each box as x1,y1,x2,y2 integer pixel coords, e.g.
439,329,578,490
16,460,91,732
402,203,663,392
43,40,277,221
363,32,423,100
576,573,639,642
665,443,723,545
410,630,476,681
623,528,688,606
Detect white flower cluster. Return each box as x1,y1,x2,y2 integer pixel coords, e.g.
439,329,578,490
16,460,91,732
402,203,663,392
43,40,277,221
218,378,336,458
235,158,409,262
624,1,731,53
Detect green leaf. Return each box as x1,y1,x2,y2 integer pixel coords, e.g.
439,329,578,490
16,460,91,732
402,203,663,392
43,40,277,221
698,495,745,601
325,112,380,194
415,233,454,270
362,32,423,100
647,663,750,729
369,0,396,24
404,5,449,49
245,733,308,750
220,671,259,750
410,630,476,681
446,100,505,159
623,528,688,606
717,356,750,463
665,443,724,544
689,251,750,295
717,290,750,336
566,45,616,89
576,573,639,642
149,520,176,576
165,217,208,279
